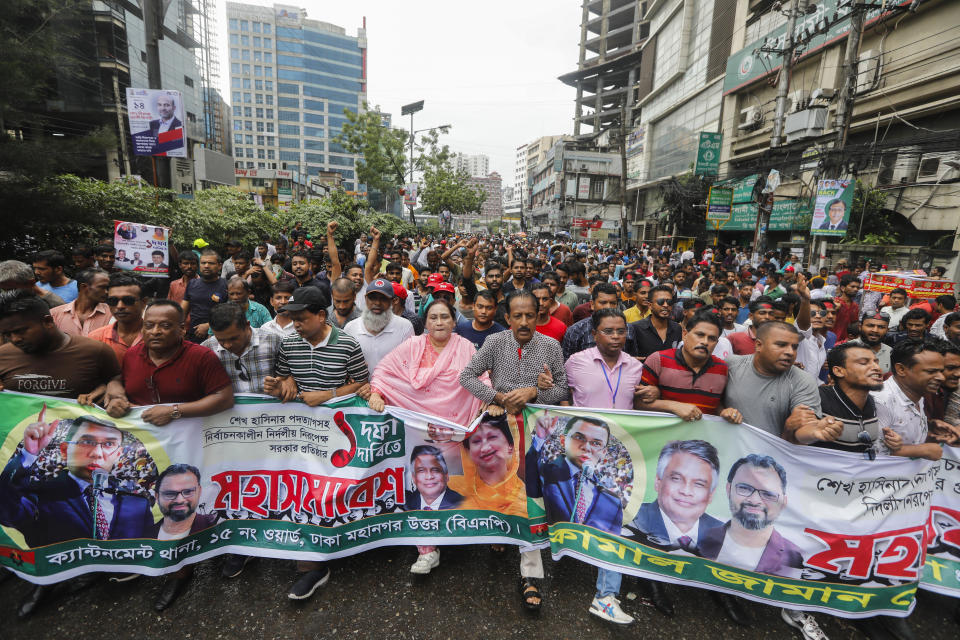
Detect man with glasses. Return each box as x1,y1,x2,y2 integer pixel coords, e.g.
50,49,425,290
152,464,216,540
632,284,682,360
89,274,145,362
562,283,639,360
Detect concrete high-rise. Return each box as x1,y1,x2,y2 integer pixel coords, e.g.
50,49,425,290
226,3,367,190
560,0,649,135
450,152,490,178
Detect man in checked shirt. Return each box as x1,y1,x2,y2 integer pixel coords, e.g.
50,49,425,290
460,289,568,612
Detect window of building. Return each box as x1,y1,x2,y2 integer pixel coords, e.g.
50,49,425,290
264,66,272,76
278,97,299,109
279,124,300,135
183,75,194,88
279,151,300,162
242,78,251,89
328,155,353,167
256,121,264,132
255,93,263,104
245,149,254,158
254,51,262,62
242,64,250,75
231,63,240,74
279,138,299,149
229,18,239,31
240,20,248,31
243,92,251,103
304,126,324,137
232,91,241,103
257,162,266,168
231,77,241,88
265,109,273,118
255,65,262,76
241,49,250,61
245,134,253,144
253,36,261,47
246,161,254,168
257,149,265,159
305,153,325,164
229,34,239,45
255,108,264,118
244,121,253,131
263,37,272,47
303,114,324,125
230,48,239,59
264,52,273,63
244,107,252,117
263,23,271,34
257,135,265,145
235,147,243,156
234,133,243,144
266,136,275,145
267,149,275,159
240,35,249,46
266,123,274,132
232,105,242,117
255,79,263,90
265,95,273,105
303,100,325,112
304,140,324,151
265,80,273,91
278,110,299,121
278,83,298,94
252,22,261,33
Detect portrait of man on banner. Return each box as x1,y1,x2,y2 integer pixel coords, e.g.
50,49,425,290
0,413,157,548
627,439,723,552
540,416,626,535
126,88,187,158
152,463,218,540
810,179,853,236
404,445,463,511
699,454,804,578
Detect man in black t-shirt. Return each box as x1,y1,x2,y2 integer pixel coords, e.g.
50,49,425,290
182,249,228,342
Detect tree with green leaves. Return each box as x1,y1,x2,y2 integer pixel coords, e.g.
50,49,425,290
844,180,898,245
335,103,454,224
419,166,486,225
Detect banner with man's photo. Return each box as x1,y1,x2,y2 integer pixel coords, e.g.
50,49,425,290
125,88,187,158
2,392,959,619
0,392,542,585
523,405,960,618
809,178,854,236
113,220,170,277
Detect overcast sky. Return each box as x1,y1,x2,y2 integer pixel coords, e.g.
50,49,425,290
218,0,582,187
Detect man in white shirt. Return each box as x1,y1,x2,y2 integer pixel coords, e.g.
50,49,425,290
880,288,910,330
344,278,414,374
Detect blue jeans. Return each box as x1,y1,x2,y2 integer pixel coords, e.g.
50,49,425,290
595,567,622,598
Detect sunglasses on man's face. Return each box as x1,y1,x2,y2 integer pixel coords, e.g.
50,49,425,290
106,296,139,306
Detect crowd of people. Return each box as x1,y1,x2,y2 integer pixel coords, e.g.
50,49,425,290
1,226,959,639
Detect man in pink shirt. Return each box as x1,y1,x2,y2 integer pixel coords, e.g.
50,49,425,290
563,307,657,625
50,268,112,337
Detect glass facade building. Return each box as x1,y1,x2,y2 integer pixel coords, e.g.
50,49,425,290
226,3,366,190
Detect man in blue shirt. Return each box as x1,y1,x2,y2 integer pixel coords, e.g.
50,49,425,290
455,290,505,349
32,250,78,303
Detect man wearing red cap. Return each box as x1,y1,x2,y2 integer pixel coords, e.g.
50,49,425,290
344,278,414,374
391,281,423,335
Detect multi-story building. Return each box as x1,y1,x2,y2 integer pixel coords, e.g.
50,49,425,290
450,152,491,178
27,0,222,181
225,3,367,191
515,144,528,207
501,185,515,205
624,0,737,244
717,0,960,274
560,0,650,136
528,139,623,240
466,172,504,225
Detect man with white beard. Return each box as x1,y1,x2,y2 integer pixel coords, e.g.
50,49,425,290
344,278,414,374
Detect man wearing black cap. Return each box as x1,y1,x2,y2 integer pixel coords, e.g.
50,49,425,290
263,285,368,601
344,278,414,374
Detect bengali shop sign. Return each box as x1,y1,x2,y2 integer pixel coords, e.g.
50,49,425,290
3,392,959,617
524,405,960,618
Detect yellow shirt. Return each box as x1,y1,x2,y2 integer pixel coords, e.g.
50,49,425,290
623,305,651,323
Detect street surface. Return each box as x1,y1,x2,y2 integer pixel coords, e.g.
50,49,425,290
3,544,958,640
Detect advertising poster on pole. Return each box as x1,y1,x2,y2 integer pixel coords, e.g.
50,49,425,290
403,183,418,207
125,88,187,158
810,179,854,236
113,221,170,277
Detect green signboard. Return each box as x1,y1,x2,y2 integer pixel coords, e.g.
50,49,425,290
722,202,758,231
706,186,733,222
732,174,760,203
723,0,910,94
769,198,804,231
694,132,722,176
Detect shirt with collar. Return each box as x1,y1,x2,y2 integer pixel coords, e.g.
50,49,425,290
51,300,114,337
19,449,115,525
88,323,144,363
796,325,827,378
260,317,297,338
565,458,595,522
565,346,645,410
419,492,447,510
661,507,701,546
631,317,682,359
872,376,928,454
202,327,281,394
343,313,415,374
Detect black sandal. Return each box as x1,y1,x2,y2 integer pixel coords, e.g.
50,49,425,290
519,576,543,611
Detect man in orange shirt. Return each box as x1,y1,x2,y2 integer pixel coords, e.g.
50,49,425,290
89,274,144,362
50,268,112,337
167,250,198,303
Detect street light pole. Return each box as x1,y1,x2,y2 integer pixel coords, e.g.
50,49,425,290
401,100,424,225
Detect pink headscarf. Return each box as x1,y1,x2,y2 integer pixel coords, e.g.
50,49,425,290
371,333,490,427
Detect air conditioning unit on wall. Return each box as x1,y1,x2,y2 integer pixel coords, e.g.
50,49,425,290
738,106,762,131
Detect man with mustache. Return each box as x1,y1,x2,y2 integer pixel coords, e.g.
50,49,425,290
699,454,802,579
343,278,414,374
152,464,216,540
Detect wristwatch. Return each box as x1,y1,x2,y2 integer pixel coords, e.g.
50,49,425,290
170,405,182,419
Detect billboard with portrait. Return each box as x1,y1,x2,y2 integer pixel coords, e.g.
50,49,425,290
810,179,854,236
125,88,187,158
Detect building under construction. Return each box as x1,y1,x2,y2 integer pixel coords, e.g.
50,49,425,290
559,0,650,136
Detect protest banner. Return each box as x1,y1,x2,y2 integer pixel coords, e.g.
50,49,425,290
0,393,539,584
113,221,170,277
125,88,187,158
2,392,958,618
523,405,952,618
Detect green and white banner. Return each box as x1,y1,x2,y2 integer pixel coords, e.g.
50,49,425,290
2,392,959,619
0,393,540,584
523,405,960,618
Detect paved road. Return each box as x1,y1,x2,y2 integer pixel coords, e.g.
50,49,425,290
3,545,958,640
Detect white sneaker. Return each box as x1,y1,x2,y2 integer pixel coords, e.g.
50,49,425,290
410,550,440,574
590,594,634,624
781,608,829,640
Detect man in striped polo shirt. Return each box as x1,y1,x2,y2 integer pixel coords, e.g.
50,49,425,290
263,285,368,602
637,311,743,424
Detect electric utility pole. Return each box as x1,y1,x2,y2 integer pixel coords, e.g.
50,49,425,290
770,0,801,147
